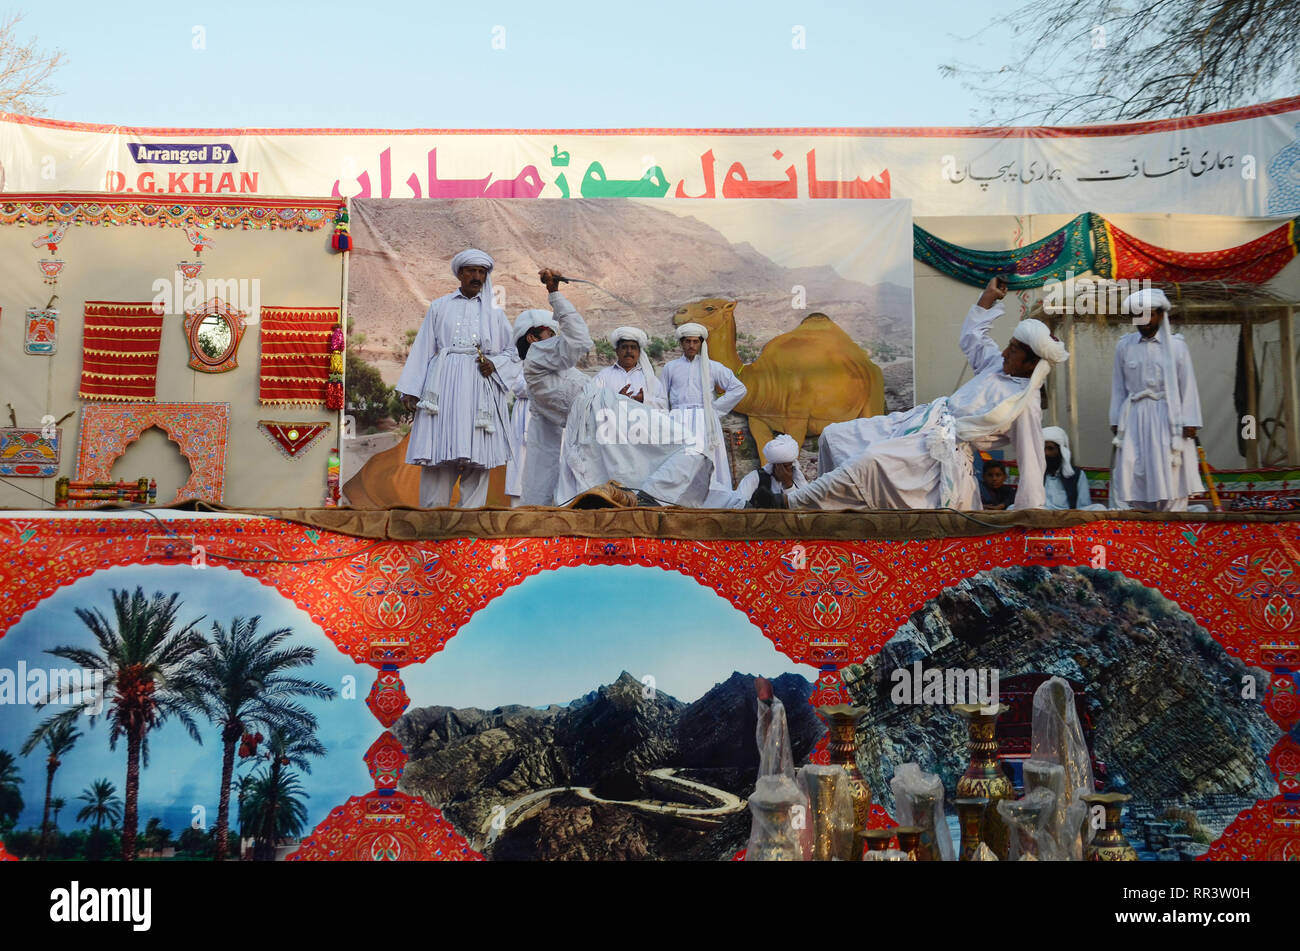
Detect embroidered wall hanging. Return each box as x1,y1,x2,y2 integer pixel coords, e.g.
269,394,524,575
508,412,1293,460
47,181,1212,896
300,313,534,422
0,194,338,231
259,306,340,406
24,308,57,354
74,402,230,505
1092,215,1300,282
0,428,60,476
78,302,165,401
913,214,1095,288
257,421,331,459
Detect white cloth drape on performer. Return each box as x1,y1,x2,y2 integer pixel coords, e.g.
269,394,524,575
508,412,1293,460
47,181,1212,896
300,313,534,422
396,288,514,469
723,462,809,508
1108,332,1203,507
520,292,593,505
796,301,1047,510
592,364,668,409
499,353,529,501
660,355,746,493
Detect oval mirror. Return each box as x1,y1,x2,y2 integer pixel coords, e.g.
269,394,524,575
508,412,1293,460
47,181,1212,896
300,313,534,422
196,313,233,362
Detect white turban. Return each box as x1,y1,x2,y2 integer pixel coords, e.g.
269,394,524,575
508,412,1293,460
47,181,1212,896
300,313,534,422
675,322,709,341
609,326,648,349
450,248,494,277
1012,319,1069,366
607,326,659,404
1121,287,1172,320
1041,425,1074,478
952,320,1068,444
763,434,799,464
513,308,557,344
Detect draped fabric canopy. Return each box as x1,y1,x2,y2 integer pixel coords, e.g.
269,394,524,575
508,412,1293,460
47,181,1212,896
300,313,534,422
913,214,1095,288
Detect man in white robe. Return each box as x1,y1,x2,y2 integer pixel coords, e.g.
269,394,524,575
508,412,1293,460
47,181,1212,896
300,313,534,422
522,269,713,506
501,309,558,507
660,323,747,503
761,278,1067,510
1041,426,1103,510
1108,288,1204,511
724,434,808,508
396,249,514,507
592,327,667,409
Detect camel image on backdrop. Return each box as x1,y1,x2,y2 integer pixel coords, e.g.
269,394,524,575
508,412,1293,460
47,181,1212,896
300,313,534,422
342,197,914,507
672,299,885,463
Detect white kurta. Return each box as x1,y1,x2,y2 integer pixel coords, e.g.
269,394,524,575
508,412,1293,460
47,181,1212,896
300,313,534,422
793,301,1048,511
592,364,667,409
723,463,809,508
520,292,593,506
499,354,529,501
1044,471,1100,510
1108,332,1204,506
395,288,514,469
660,356,747,491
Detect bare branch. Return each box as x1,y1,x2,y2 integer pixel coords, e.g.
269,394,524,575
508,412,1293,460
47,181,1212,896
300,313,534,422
0,12,63,116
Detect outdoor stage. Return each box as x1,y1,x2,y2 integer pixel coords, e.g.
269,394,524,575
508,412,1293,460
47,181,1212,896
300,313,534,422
0,507,1295,861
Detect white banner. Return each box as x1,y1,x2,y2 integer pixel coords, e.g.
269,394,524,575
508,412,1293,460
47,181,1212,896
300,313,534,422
1,97,1298,217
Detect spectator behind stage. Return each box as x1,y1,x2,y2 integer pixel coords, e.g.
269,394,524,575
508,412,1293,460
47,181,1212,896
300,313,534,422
1042,426,1104,510
980,459,1016,510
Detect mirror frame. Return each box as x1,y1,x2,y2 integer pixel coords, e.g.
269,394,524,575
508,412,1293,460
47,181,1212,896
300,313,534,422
183,297,247,373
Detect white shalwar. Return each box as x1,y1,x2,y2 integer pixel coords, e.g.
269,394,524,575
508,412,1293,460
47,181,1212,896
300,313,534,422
592,364,668,410
396,287,515,506
793,301,1048,511
723,463,809,508
660,356,747,495
499,354,529,504
1108,332,1204,510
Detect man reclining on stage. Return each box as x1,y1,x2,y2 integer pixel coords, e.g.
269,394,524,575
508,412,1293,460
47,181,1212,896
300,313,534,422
751,276,1068,510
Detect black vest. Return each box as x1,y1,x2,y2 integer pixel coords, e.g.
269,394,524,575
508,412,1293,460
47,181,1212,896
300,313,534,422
1049,468,1083,508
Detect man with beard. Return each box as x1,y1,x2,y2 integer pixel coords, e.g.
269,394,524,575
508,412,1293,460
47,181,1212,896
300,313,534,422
592,327,666,408
397,248,513,507
1041,426,1101,509
1109,288,1203,511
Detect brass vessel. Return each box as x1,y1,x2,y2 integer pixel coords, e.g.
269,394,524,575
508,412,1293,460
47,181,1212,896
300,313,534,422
1082,792,1139,862
907,789,944,861
894,826,922,861
955,797,989,861
864,829,894,852
817,704,872,861
953,703,1013,858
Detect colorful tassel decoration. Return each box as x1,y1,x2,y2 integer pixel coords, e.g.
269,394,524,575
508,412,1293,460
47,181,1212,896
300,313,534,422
330,206,352,252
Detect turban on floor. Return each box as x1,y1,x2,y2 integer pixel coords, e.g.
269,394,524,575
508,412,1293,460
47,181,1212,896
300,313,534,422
764,434,799,465
675,322,709,341
608,326,659,404
1041,425,1075,478
514,309,557,344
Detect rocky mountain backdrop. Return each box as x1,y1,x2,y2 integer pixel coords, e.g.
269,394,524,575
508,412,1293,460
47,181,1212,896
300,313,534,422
395,566,1274,860
394,670,821,860
845,566,1278,829
347,198,913,405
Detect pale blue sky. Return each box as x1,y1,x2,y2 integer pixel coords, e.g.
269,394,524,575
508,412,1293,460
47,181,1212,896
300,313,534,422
17,0,1017,128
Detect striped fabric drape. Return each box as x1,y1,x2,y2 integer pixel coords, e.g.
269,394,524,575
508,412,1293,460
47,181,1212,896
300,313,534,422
259,306,340,406
78,302,165,402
